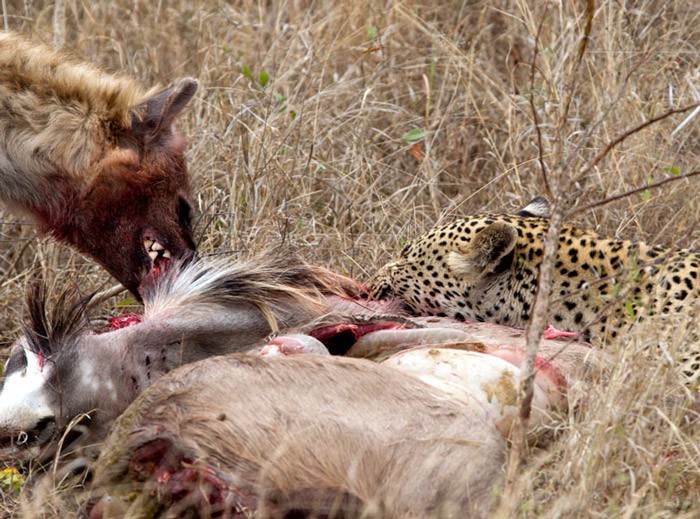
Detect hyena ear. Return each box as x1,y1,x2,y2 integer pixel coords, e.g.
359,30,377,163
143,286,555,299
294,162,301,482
131,78,198,147
446,222,518,282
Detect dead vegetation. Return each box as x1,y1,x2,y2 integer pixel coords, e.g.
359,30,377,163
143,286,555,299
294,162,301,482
0,0,698,517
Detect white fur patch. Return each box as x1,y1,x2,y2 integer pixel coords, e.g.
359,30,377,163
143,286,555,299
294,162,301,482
79,359,101,393
0,345,53,432
79,358,117,401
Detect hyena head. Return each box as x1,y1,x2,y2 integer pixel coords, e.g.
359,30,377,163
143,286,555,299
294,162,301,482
0,33,198,297
69,79,199,296
42,79,199,297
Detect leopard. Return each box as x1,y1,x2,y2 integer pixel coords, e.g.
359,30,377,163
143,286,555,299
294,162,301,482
369,197,700,385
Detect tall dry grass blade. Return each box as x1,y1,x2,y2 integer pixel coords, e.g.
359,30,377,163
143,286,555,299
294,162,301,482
52,0,65,47
528,0,552,200
570,101,700,190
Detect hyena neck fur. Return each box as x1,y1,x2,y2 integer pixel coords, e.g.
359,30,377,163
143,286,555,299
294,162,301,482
0,34,148,214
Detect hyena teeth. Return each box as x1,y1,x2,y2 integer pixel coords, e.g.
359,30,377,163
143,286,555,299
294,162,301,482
144,239,154,250
162,250,171,259
148,251,159,261
151,241,165,252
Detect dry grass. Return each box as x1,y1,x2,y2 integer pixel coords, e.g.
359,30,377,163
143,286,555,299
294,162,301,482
0,0,699,517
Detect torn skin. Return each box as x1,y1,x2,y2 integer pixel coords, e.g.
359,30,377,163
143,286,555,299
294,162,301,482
488,349,567,392
88,438,256,519
109,314,143,330
534,356,567,390
309,321,407,343
309,321,408,356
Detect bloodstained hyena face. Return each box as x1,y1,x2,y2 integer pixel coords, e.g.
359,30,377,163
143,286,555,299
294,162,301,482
73,144,196,297
38,80,199,297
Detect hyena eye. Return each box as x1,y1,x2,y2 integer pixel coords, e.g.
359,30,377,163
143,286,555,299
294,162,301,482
177,197,192,229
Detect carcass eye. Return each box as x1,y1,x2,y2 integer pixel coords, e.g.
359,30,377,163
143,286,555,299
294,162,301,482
4,349,27,379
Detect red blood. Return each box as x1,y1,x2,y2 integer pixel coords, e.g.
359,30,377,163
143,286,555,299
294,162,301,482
150,462,255,516
310,323,359,341
139,257,172,294
490,349,567,390
109,313,143,330
543,324,578,340
533,356,567,389
152,257,171,279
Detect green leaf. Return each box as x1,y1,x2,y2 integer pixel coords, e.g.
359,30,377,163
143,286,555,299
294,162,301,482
259,70,269,89
641,189,651,201
367,25,378,40
116,298,138,308
402,127,427,144
625,300,636,319
274,92,286,103
664,165,682,175
0,468,24,492
241,64,254,82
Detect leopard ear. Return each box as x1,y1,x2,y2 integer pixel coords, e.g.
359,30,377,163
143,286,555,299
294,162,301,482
446,222,517,282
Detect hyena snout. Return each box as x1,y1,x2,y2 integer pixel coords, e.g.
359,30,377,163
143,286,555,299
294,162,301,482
79,178,198,298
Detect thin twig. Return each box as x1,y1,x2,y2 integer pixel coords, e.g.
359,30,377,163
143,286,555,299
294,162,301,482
569,101,700,190
52,0,66,47
503,205,564,486
558,50,655,179
558,0,595,136
671,104,700,137
572,169,700,215
1,0,8,31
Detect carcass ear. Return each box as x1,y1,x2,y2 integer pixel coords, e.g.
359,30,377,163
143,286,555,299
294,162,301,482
446,222,517,282
517,196,551,217
131,78,198,146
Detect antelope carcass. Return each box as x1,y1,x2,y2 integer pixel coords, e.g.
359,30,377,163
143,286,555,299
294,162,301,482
84,353,506,518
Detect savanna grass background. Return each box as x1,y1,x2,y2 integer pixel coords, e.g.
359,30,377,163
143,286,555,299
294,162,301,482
0,0,699,517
